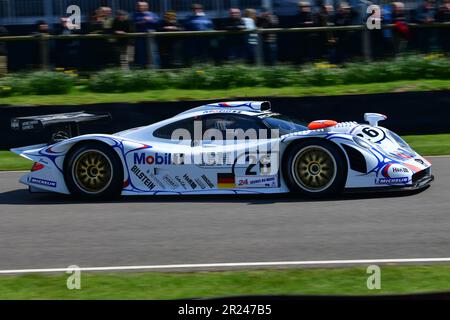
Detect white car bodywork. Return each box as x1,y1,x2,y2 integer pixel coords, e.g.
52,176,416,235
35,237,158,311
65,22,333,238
11,101,433,196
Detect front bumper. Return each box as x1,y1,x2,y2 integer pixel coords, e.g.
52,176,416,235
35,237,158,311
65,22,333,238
398,173,434,191
346,172,434,194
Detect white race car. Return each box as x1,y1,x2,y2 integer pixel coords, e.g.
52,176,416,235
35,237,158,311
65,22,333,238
11,101,433,199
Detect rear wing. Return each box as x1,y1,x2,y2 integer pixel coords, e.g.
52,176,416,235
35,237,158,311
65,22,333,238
11,111,112,144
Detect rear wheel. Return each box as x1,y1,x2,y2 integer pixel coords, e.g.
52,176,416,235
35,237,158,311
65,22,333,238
65,142,123,199
283,140,347,197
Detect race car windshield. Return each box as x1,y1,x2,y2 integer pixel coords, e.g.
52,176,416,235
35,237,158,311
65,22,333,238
263,114,308,135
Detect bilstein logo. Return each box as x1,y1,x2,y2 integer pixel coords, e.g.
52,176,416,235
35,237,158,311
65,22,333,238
134,152,172,165
131,165,156,190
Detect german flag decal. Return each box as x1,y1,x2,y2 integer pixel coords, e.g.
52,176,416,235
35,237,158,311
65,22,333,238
217,173,236,189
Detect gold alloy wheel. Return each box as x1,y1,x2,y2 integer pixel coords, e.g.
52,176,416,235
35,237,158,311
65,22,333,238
72,150,113,194
292,146,337,192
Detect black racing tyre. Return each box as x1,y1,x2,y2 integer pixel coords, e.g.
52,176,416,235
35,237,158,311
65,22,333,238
283,139,347,197
64,142,123,199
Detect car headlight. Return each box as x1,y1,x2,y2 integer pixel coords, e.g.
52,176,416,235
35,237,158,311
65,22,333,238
387,130,414,153
353,136,372,149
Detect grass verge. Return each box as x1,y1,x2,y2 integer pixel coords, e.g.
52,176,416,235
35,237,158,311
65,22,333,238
0,79,449,106
1,134,449,172
0,151,32,171
403,134,450,156
1,265,450,299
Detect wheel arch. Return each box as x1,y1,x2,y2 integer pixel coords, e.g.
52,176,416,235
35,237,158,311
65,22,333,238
64,140,121,170
281,137,349,193
282,137,348,170
63,139,126,198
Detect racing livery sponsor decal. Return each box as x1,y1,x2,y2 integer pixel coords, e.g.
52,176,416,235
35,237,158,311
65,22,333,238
392,167,408,173
133,152,185,166
21,120,40,130
202,109,242,115
162,174,179,190
194,178,207,189
376,163,411,185
131,165,156,190
28,177,57,188
217,173,236,189
201,175,214,188
376,177,409,185
134,152,172,165
236,175,278,188
183,174,197,189
175,176,188,190
381,163,411,178
148,173,165,189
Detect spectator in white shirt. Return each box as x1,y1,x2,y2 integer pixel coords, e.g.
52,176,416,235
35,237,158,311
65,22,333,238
242,8,258,64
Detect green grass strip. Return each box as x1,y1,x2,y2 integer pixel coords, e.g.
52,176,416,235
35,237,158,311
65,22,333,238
0,151,32,171
0,79,449,106
403,134,450,156
0,265,450,299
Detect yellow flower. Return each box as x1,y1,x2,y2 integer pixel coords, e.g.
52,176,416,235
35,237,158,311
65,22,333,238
196,70,205,75
424,53,443,60
314,62,337,69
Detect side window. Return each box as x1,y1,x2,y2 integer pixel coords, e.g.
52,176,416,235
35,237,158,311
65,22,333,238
153,117,197,140
202,114,266,140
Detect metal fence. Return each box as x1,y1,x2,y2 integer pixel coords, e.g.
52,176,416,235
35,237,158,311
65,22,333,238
1,22,449,72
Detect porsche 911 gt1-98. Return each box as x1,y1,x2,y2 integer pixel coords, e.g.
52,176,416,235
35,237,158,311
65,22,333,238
11,101,433,199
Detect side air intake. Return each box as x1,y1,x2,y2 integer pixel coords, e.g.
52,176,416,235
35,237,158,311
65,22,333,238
342,144,367,173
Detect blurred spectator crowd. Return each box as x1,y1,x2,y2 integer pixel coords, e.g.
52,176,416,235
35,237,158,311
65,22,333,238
0,0,449,71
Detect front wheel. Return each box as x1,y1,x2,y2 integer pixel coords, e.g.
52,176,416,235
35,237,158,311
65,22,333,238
65,142,123,199
283,140,347,197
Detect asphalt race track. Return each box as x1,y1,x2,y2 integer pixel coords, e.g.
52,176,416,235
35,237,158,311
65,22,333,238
0,156,449,271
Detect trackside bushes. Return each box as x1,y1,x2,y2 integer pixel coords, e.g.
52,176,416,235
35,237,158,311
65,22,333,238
0,54,449,96
26,71,75,95
88,69,171,92
85,54,450,92
0,71,75,96
172,65,262,89
298,65,344,86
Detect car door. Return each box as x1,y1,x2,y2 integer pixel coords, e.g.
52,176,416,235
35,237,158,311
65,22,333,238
195,113,280,190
